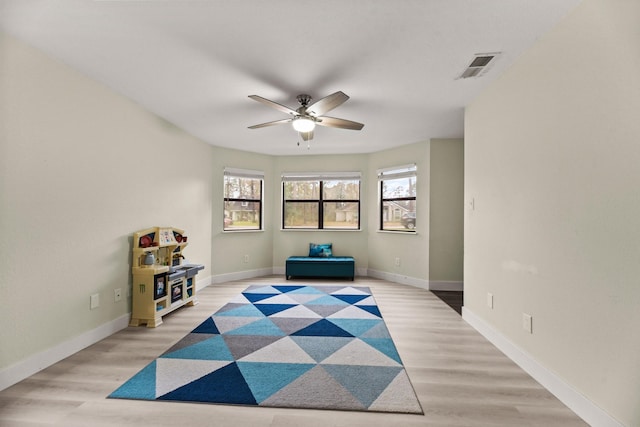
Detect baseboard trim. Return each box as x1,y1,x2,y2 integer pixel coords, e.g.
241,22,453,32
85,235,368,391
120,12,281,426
429,280,463,291
0,313,130,392
367,269,429,290
462,307,623,427
195,274,214,291
211,267,275,284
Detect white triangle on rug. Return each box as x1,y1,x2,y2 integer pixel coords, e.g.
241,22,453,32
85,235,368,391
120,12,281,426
155,358,231,397
327,305,381,320
212,316,261,334
285,293,325,304
330,286,370,296
354,296,376,306
244,286,282,294
368,369,423,413
269,304,322,319
238,336,316,364
255,293,300,305
320,338,401,367
228,293,252,304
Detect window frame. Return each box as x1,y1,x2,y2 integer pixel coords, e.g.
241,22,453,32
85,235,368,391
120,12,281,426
223,167,264,232
378,164,417,233
281,172,361,230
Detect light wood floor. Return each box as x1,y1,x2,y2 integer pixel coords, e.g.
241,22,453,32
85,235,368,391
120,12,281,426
0,276,588,427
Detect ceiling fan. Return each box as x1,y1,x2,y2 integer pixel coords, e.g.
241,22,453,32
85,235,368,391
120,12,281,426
248,91,364,141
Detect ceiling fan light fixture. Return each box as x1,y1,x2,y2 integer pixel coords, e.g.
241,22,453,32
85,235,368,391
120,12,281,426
292,117,315,133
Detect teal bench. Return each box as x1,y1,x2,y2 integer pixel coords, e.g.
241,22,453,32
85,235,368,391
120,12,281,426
286,256,355,281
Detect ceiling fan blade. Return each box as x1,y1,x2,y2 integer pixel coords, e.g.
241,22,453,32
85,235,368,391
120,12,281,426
301,130,314,141
306,91,349,116
248,118,292,129
248,95,297,116
316,116,364,130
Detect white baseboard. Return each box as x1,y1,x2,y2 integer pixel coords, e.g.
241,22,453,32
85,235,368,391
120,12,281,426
0,313,130,392
211,267,275,284
429,280,463,291
462,307,623,427
195,274,213,291
367,269,429,290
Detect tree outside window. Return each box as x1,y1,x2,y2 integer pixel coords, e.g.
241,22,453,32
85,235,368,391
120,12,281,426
224,168,263,231
379,165,417,232
282,173,360,230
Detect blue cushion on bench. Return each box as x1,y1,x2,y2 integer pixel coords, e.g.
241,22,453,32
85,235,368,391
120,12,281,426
309,243,332,257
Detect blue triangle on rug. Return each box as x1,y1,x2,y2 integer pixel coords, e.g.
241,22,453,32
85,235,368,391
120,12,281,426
254,303,298,316
291,318,354,337
242,292,280,303
108,285,423,414
191,317,220,334
272,285,307,293
158,362,257,405
332,294,371,305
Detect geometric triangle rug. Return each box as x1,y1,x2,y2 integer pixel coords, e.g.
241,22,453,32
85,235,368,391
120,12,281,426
109,285,423,414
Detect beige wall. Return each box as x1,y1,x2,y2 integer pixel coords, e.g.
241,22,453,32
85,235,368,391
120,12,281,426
271,154,370,270
210,146,274,277
367,141,431,285
1,32,445,379
0,33,214,369
429,139,464,283
464,0,640,425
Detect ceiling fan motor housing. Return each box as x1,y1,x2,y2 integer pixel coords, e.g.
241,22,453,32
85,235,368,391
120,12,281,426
296,94,312,107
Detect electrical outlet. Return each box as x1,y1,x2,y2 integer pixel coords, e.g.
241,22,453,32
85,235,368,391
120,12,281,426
394,257,400,267
523,313,533,334
114,288,122,302
487,293,493,309
90,293,100,310
243,254,249,263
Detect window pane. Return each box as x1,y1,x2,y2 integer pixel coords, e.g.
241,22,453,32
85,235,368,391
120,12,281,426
224,201,261,230
382,176,416,199
322,180,359,200
284,202,318,228
284,181,320,200
381,201,416,231
323,202,359,229
225,177,261,199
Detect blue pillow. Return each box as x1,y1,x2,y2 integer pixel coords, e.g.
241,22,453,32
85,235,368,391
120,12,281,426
309,243,332,257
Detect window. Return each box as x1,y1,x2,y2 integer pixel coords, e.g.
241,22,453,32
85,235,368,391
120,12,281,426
224,168,263,231
282,172,361,230
379,164,417,232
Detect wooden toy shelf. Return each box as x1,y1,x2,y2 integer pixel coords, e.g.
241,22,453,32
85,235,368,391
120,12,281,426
129,226,203,328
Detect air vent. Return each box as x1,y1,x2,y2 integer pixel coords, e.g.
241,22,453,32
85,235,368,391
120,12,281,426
458,53,500,79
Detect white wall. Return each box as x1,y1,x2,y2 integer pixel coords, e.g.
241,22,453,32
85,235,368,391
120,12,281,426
0,33,214,373
464,0,640,425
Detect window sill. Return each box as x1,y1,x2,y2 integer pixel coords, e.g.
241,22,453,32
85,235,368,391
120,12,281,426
280,228,362,232
377,230,418,235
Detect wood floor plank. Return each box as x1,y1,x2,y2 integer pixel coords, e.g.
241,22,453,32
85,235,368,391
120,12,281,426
0,276,588,426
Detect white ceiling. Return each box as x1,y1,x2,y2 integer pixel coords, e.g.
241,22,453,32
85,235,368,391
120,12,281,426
0,0,582,156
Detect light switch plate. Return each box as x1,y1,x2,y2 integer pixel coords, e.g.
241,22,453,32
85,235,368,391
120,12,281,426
90,293,100,310
523,313,533,333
